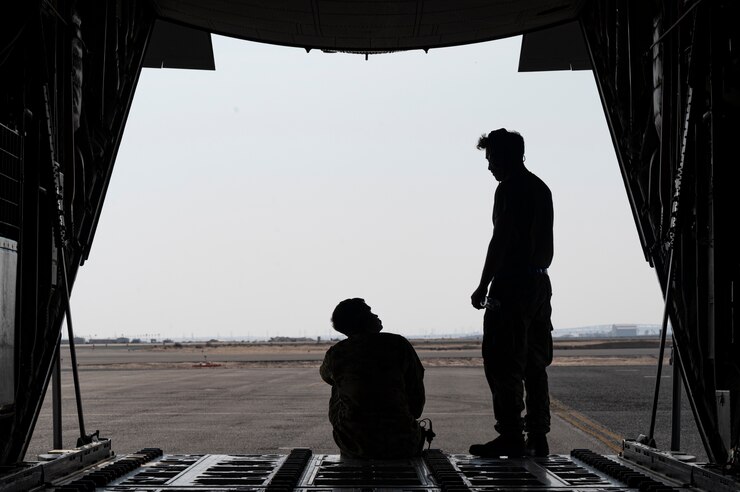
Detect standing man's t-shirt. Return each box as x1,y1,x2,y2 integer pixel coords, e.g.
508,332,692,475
491,167,553,276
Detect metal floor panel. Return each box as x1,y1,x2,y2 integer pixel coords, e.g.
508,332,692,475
41,448,705,492
115,454,284,488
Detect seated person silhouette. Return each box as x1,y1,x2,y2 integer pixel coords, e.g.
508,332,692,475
320,298,426,459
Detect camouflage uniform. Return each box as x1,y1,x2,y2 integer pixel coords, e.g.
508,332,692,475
320,332,425,459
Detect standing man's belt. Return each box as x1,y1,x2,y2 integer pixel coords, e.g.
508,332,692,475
497,267,548,277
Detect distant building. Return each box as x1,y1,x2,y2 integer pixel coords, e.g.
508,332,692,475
61,337,85,345
269,336,315,343
88,337,130,344
610,324,638,337
553,324,662,338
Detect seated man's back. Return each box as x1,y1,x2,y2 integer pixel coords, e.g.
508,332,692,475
320,298,425,459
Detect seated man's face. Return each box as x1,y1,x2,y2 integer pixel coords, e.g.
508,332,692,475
363,306,383,333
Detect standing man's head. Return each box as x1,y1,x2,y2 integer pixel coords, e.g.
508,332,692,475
331,298,383,337
476,128,525,181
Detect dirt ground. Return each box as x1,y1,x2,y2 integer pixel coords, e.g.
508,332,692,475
140,337,665,354
78,337,667,370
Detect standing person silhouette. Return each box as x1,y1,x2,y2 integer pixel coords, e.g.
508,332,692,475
320,298,426,459
469,129,554,458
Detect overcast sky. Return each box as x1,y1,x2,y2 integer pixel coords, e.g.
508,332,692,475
70,34,665,341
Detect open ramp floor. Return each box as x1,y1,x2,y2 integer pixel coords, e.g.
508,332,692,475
2,441,737,492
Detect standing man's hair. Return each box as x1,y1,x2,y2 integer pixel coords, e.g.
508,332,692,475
476,128,525,164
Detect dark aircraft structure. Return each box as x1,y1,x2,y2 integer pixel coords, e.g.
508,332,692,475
1,1,739,490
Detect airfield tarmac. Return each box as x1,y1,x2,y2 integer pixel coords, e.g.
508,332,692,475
25,339,707,462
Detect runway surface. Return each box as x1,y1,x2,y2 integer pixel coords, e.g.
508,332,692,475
26,342,706,463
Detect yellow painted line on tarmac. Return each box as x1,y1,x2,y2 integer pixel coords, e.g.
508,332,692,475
550,398,623,454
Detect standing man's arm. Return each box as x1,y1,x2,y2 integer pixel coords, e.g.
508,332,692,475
471,213,514,309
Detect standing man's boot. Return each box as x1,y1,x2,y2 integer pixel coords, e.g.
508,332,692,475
469,433,525,457
525,433,549,457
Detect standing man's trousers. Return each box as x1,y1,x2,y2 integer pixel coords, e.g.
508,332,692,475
482,272,553,436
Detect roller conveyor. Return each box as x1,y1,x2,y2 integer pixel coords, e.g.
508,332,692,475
3,440,737,492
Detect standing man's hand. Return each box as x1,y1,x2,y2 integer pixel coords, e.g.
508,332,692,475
471,285,488,310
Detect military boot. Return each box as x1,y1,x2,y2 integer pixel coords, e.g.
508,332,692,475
525,433,549,457
469,434,525,457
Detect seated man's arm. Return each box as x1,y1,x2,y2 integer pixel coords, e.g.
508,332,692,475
404,340,425,419
320,347,334,385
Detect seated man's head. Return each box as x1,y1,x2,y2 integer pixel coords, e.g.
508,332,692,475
331,298,383,337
